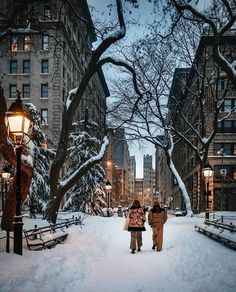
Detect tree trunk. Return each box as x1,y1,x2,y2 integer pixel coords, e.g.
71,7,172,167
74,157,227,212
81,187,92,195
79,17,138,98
168,159,193,216
46,189,64,224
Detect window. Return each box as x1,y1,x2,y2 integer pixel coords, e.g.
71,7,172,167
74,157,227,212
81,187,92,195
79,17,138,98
22,84,30,98
215,77,234,91
41,59,49,73
24,36,30,51
44,3,51,20
10,36,18,51
10,60,17,74
41,84,48,98
23,60,30,74
9,85,17,99
221,99,236,112
219,77,228,91
214,165,236,181
41,109,48,125
213,143,236,155
42,36,49,50
217,120,236,133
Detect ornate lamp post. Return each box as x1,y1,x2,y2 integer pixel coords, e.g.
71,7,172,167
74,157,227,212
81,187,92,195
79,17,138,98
202,162,213,220
218,148,225,211
5,91,33,255
105,180,112,217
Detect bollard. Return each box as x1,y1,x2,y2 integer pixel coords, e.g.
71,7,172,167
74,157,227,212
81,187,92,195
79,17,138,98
33,225,38,239
75,217,78,225
6,231,10,253
205,209,209,220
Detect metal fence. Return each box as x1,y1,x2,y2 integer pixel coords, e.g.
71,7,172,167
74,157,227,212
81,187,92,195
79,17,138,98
0,231,14,253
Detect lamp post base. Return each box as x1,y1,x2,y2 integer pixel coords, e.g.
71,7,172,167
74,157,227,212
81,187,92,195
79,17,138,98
13,215,23,255
205,208,209,220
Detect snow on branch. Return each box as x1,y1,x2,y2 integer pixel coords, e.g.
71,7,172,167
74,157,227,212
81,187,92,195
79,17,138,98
59,135,109,191
66,87,78,109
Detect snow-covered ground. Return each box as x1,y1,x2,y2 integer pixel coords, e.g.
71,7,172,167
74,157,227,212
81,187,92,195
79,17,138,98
0,212,236,292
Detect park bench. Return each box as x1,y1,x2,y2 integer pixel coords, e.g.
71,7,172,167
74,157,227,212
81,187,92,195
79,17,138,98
204,219,236,233
23,217,82,251
195,219,236,251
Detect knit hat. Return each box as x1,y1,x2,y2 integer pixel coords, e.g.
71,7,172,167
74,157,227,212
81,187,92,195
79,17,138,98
153,200,160,206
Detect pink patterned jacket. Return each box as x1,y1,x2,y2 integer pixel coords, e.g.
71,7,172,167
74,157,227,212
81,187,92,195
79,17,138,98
128,207,146,232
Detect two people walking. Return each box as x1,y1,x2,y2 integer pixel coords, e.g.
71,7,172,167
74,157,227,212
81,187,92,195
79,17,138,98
126,199,167,254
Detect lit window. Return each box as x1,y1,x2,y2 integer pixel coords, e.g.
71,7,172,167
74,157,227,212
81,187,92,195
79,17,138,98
42,36,49,50
41,59,49,73
10,36,18,51
22,84,30,98
9,84,17,99
41,109,48,125
23,60,30,73
41,84,48,98
10,60,17,74
24,36,30,51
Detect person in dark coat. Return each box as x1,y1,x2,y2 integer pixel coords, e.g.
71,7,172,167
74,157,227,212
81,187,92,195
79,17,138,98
127,199,146,254
148,200,167,252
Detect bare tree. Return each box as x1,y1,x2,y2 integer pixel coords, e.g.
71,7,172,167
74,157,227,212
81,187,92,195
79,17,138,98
107,17,236,213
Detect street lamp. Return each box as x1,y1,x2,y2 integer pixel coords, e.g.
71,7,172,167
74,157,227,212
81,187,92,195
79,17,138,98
218,148,225,211
5,91,33,255
1,164,12,210
105,180,112,217
202,162,213,219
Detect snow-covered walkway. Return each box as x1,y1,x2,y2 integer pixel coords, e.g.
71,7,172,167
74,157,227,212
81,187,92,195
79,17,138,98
0,213,236,292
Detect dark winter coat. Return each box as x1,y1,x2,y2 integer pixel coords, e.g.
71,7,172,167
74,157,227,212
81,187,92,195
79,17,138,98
148,206,167,228
128,207,146,232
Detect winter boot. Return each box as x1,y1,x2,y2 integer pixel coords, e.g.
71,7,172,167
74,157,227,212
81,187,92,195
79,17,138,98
152,244,156,250
131,249,135,254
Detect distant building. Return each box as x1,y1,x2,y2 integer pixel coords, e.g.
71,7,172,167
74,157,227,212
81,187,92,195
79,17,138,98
128,156,136,201
134,178,143,205
143,154,154,206
104,128,131,207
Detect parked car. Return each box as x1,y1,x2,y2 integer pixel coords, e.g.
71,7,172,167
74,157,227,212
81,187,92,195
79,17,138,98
117,205,123,217
102,208,114,217
175,207,183,217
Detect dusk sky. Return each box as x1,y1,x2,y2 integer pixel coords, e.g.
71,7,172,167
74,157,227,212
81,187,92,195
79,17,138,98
87,0,156,177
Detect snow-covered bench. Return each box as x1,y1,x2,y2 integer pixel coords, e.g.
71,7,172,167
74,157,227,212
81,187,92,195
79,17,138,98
204,219,236,233
23,217,83,251
23,224,68,251
195,221,236,251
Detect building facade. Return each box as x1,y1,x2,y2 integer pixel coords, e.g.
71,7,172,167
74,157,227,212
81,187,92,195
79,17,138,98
162,32,236,212
128,155,136,202
134,178,143,205
104,128,131,207
0,0,108,148
143,154,154,206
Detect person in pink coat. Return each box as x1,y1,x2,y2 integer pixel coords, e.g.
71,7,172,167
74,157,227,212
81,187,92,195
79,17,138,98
127,199,146,254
